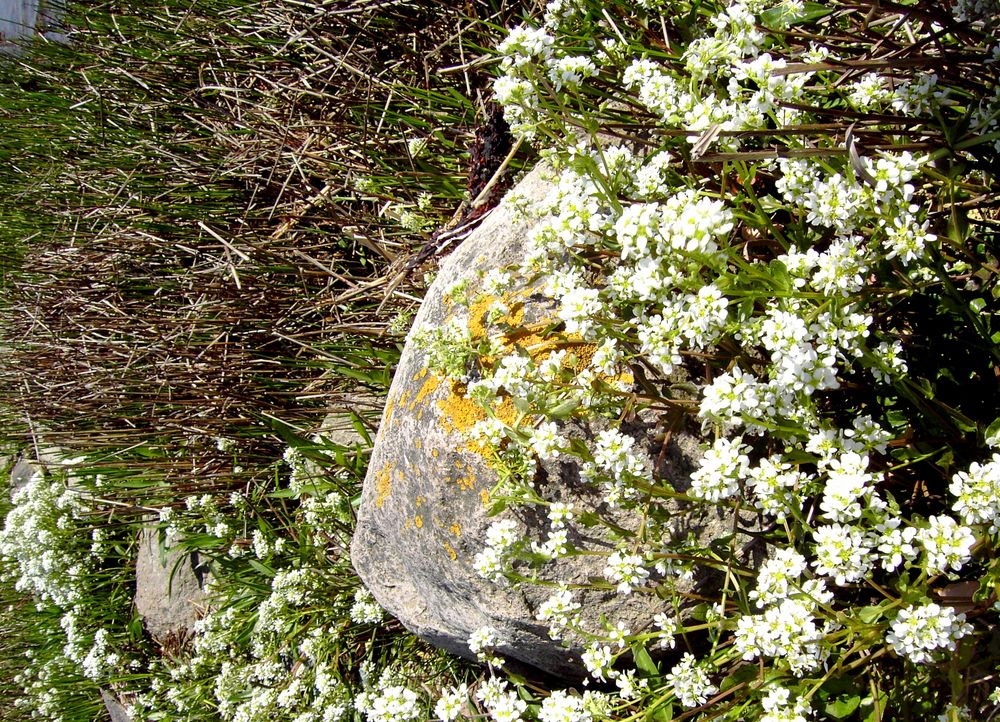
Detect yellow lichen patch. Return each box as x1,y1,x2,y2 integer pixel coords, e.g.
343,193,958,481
414,515,423,529
480,488,491,507
438,385,486,436
384,395,396,429
403,517,412,530
415,495,425,507
449,523,461,537
413,367,428,382
468,292,527,343
375,463,392,509
431,448,439,458
411,372,442,411
456,472,476,491
443,541,458,561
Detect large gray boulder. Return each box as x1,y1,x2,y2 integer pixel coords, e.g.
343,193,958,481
134,526,211,645
351,164,762,680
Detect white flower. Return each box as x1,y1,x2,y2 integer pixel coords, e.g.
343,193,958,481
582,644,615,681
951,455,1000,531
747,456,808,519
558,285,602,336
480,687,526,722
604,551,649,594
811,523,873,585
547,55,597,90
876,518,919,572
887,602,973,664
530,421,563,460
750,548,808,609
468,625,504,665
699,366,763,430
811,235,870,294
665,653,717,708
435,685,468,722
536,586,581,639
880,210,935,265
485,519,519,552
820,452,877,521
734,598,823,674
538,691,591,722
363,686,421,722
547,502,574,528
653,612,677,649
682,284,729,349
350,587,384,624
917,515,976,574
847,73,889,110
760,686,811,722
592,428,644,477
690,436,750,502
497,25,555,68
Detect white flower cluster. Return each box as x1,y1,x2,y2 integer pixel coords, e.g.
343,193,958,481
0,470,89,607
358,684,422,722
473,519,521,582
664,653,718,709
350,587,385,625
886,601,973,664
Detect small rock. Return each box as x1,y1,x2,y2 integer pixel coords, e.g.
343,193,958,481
100,689,133,722
134,525,211,643
9,457,42,501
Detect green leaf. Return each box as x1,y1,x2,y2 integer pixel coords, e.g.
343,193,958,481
631,641,659,678
719,663,758,691
644,701,673,722
825,695,861,719
512,396,533,414
760,1,832,25
548,397,580,420
985,415,1000,442
855,605,885,624
767,259,791,293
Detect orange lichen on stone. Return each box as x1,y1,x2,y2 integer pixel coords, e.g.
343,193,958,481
468,292,526,343
449,523,461,537
413,367,428,382
411,372,441,411
456,472,476,491
443,541,458,561
415,495,425,507
375,463,392,508
437,384,486,436
384,395,396,429
480,488,491,507
414,515,423,529
431,448,439,458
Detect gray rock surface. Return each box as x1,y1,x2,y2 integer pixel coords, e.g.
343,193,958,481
351,164,763,680
134,525,210,643
100,689,134,722
9,457,42,500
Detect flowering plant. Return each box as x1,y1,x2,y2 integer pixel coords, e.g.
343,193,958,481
418,0,1000,719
